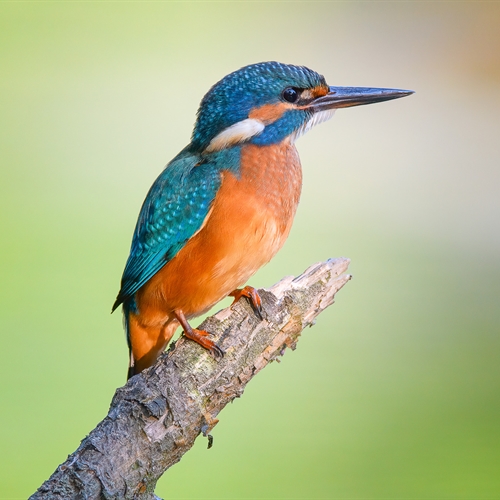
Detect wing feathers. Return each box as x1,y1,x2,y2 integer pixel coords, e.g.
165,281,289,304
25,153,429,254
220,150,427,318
113,150,227,311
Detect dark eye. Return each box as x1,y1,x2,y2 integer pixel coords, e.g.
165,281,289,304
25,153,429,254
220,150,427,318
282,87,299,103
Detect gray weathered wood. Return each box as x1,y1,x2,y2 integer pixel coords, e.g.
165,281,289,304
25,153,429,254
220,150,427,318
31,258,351,500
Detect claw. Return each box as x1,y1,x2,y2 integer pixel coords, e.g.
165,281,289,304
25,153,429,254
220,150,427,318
210,343,225,359
186,328,224,358
174,310,224,358
229,286,263,320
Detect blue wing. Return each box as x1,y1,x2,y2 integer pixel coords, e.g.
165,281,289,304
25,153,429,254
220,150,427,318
112,148,233,312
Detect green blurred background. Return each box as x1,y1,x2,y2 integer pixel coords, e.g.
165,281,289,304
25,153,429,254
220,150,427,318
1,2,499,498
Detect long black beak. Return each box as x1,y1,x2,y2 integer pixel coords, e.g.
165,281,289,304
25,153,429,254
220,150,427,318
312,86,414,110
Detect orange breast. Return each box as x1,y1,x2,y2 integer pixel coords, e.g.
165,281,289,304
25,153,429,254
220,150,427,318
135,141,302,319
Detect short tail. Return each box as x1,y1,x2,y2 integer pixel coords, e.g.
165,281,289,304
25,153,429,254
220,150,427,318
122,303,136,380
124,305,178,380
127,355,136,380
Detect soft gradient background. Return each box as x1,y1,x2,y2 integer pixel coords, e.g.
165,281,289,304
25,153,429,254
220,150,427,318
1,2,499,498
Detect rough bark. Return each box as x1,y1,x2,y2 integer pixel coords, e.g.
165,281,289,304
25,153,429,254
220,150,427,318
31,257,351,500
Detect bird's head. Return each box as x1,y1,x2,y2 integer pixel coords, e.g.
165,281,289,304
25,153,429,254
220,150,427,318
190,61,413,154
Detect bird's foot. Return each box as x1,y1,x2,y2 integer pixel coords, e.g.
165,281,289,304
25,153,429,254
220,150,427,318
174,309,224,358
229,286,263,320
183,328,224,358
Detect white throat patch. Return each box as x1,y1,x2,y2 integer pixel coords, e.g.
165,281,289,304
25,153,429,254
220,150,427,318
289,109,336,144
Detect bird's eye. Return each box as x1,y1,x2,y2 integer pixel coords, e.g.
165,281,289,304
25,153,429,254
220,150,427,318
282,87,299,103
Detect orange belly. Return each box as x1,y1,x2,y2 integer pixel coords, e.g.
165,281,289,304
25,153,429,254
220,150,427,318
129,142,302,371
136,141,302,319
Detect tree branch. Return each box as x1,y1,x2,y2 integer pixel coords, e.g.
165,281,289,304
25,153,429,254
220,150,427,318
31,258,351,500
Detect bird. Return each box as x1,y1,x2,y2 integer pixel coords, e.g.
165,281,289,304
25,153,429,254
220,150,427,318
113,61,413,379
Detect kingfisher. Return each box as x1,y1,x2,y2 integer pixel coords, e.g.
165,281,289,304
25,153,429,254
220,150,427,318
113,61,413,378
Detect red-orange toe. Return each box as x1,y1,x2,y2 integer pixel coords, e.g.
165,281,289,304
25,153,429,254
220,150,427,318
174,310,224,358
229,286,263,320
184,329,224,358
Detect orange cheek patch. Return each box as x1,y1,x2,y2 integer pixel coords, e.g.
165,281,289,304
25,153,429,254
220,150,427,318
249,103,290,124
